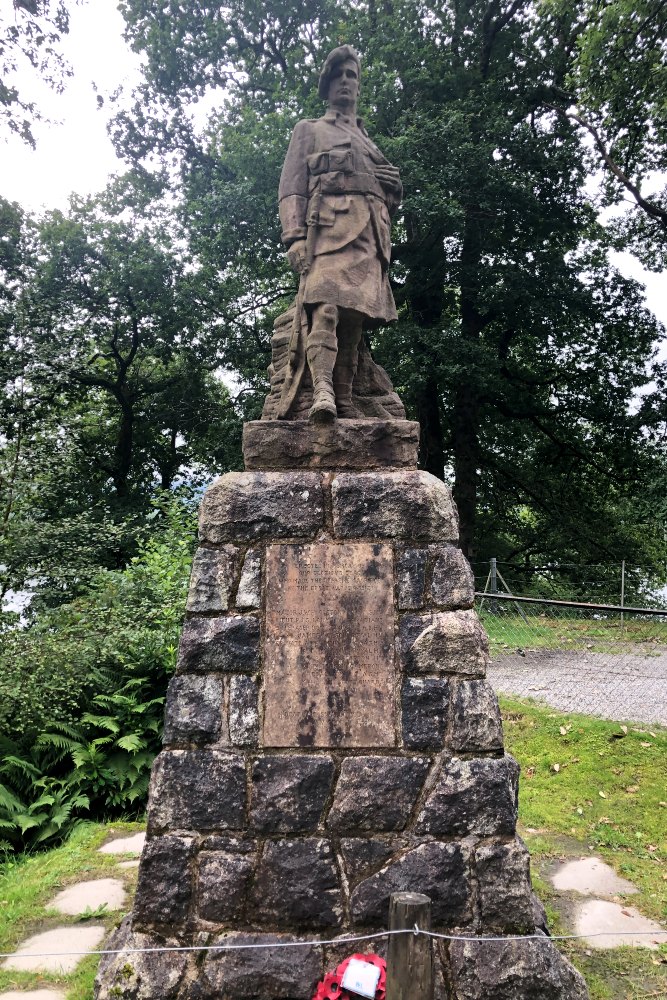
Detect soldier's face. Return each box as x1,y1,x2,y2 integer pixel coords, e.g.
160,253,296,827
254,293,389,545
327,59,360,113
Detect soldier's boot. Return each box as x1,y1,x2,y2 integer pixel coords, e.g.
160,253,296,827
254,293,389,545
307,304,338,423
333,314,363,418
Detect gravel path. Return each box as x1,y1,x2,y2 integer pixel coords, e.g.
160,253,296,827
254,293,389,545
488,649,667,727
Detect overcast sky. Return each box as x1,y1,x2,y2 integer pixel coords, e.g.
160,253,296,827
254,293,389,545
2,0,666,332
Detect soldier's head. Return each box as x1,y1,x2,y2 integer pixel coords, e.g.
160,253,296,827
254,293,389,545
319,45,360,114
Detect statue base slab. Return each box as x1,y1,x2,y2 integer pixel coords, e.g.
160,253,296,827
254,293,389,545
242,418,420,470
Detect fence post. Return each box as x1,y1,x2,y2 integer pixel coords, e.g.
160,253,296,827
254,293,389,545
490,557,498,595
621,560,625,627
386,892,433,1000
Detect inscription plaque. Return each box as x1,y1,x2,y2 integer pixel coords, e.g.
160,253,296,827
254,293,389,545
263,542,396,748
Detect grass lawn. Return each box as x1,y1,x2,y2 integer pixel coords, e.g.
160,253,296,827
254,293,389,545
0,702,665,999
0,820,143,1000
480,609,667,653
500,695,667,999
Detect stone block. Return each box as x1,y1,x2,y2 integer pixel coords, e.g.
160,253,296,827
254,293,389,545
327,756,430,832
340,838,394,882
449,679,504,753
331,471,458,541
397,548,428,609
147,750,246,833
430,545,475,609
401,610,489,676
350,842,470,926
133,835,195,927
401,677,450,749
250,755,335,833
475,839,535,933
163,675,223,745
200,932,323,1000
228,675,259,746
199,471,324,543
197,841,257,924
243,419,420,470
177,615,259,674
249,839,342,928
416,755,519,837
448,937,589,999
186,546,239,613
236,549,261,608
94,917,191,1000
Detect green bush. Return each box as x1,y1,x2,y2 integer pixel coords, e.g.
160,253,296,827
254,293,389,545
0,495,196,853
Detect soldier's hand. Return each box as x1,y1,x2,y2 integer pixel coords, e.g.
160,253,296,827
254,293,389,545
287,240,308,274
375,164,402,194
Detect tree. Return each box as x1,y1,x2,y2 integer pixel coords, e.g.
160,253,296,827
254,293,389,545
0,181,242,608
0,0,73,146
545,0,667,269
110,0,666,574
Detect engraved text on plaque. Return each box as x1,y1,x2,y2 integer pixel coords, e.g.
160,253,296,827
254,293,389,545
263,542,396,747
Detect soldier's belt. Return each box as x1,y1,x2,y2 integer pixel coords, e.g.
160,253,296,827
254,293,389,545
309,171,387,200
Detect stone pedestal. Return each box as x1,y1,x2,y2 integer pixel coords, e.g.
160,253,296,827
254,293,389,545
95,426,589,1000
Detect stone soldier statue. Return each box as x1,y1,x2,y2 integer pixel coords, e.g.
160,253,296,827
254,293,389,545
277,45,403,423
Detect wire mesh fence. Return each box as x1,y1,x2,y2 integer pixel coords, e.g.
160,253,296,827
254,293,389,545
476,593,667,727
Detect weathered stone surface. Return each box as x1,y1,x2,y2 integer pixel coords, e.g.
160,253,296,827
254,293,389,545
401,610,489,676
449,679,504,753
340,838,394,881
243,420,420,470
163,675,223,745
200,933,323,1000
199,471,324,543
448,937,589,999
94,918,191,1000
197,841,257,923
177,615,259,674
249,839,342,928
350,842,470,926
250,756,335,833
147,751,245,833
133,836,195,926
186,546,238,613
402,677,450,749
430,545,475,609
332,471,458,541
263,543,396,748
416,755,519,837
228,675,259,746
475,840,535,933
327,756,430,832
397,548,428,609
236,549,261,608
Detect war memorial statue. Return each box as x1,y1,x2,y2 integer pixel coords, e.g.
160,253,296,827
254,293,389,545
95,45,590,1000
261,45,407,425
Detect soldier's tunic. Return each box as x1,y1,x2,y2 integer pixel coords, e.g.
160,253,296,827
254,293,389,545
278,109,401,327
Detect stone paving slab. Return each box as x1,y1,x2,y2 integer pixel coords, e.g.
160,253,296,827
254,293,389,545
48,878,126,915
0,992,66,1000
98,832,145,855
2,926,106,973
116,860,139,870
575,899,667,950
550,857,638,897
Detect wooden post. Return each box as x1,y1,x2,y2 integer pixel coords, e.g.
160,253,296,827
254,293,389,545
385,892,433,1000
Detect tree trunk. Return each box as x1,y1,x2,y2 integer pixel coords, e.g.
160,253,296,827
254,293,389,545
452,204,484,560
416,374,445,479
113,397,134,497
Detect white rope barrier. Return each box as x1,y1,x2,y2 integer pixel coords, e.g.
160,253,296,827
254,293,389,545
2,925,666,960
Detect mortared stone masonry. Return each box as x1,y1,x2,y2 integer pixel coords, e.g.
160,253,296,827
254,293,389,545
95,420,589,1000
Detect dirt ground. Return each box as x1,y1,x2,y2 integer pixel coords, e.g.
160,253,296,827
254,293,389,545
488,649,667,727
